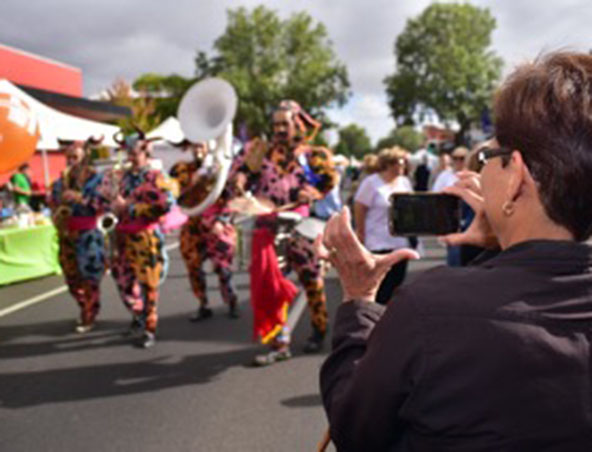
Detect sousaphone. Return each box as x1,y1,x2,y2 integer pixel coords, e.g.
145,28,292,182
177,78,238,216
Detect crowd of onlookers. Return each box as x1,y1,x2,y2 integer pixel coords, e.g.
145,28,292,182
340,139,485,291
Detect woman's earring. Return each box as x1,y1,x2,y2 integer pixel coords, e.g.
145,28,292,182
502,200,515,217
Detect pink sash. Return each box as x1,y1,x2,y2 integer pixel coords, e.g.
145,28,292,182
67,216,98,231
116,221,158,234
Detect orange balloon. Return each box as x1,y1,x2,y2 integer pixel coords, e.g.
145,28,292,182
0,92,40,174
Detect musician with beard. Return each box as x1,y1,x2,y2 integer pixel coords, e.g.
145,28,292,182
232,100,338,365
49,137,106,333
94,130,174,348
169,139,239,321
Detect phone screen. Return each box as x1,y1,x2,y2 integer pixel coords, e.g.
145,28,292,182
389,193,461,236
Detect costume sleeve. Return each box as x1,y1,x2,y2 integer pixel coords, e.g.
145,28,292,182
227,140,266,196
169,161,210,208
79,172,103,214
307,147,339,197
48,178,63,212
129,171,174,221
320,291,425,451
87,171,112,214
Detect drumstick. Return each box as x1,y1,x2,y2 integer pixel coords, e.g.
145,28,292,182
317,428,331,452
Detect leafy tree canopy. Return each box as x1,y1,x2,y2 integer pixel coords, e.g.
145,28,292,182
335,124,372,159
375,125,425,152
106,78,161,134
195,5,350,137
384,3,503,142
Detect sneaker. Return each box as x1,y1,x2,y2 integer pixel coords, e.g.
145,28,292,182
190,306,213,322
252,347,292,367
303,329,326,354
123,317,143,337
135,331,156,349
75,323,95,334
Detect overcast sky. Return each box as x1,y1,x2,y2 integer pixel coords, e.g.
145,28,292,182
2,0,591,143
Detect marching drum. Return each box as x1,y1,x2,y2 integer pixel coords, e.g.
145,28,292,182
294,217,327,241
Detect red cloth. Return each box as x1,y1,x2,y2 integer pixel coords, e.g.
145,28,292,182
250,228,298,343
67,216,97,231
116,221,158,234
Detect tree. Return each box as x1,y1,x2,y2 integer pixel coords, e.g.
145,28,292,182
384,3,503,144
197,5,350,137
375,126,425,152
105,78,161,134
335,124,372,159
132,73,194,122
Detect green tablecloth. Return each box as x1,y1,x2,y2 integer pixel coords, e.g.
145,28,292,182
0,224,61,286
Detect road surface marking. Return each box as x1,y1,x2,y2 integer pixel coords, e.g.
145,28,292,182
0,241,180,318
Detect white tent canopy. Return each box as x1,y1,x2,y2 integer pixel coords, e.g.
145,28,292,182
0,79,120,149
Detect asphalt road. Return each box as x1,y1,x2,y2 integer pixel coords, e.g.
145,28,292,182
0,237,445,452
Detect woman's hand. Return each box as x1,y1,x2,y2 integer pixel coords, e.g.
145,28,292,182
314,207,419,303
441,171,499,249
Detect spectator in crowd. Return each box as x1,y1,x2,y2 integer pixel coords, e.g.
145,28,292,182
347,153,379,213
413,155,431,191
427,151,451,189
431,146,468,192
353,147,413,305
318,51,592,452
10,163,32,208
432,146,469,266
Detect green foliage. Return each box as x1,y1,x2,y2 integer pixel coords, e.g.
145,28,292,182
197,5,350,137
132,73,194,123
335,124,372,159
384,3,503,141
106,78,161,134
375,126,425,152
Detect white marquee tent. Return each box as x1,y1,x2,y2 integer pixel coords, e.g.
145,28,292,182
0,79,120,149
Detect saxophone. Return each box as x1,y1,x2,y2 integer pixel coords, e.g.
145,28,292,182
98,160,124,260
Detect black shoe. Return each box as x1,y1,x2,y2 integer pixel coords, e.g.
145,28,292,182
228,299,240,319
190,306,213,322
303,329,326,354
123,317,143,337
134,331,156,349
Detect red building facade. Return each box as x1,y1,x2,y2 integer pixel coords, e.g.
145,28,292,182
0,43,82,97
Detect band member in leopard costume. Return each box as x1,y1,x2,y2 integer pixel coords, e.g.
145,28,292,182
94,129,174,348
232,100,338,365
49,137,106,333
169,140,239,321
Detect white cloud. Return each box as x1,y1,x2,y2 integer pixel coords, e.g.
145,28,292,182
3,0,592,143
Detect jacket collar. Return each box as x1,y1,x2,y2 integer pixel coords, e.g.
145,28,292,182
482,240,592,272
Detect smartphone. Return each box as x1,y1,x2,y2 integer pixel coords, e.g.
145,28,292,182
389,193,462,236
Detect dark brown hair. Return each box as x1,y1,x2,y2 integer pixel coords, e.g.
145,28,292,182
494,52,592,241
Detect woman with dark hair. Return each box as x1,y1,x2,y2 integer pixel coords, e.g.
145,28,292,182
318,52,592,451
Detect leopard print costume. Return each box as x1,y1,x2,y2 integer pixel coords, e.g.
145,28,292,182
232,141,338,341
94,166,173,334
170,160,238,311
49,167,106,326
